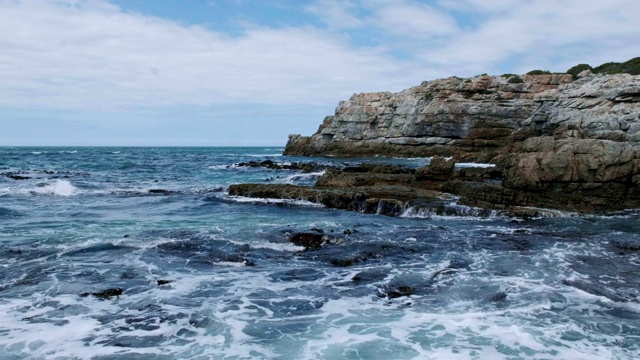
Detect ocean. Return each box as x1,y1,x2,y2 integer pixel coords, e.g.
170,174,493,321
0,147,639,359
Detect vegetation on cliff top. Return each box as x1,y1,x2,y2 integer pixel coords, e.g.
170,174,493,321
495,57,639,81
566,57,640,77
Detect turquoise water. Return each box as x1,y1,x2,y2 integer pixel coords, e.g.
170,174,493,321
0,147,639,359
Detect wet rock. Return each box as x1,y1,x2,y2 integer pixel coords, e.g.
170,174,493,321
282,72,640,213
289,232,342,251
157,279,173,286
80,288,124,299
351,269,388,283
429,268,457,281
229,183,449,217
416,156,456,181
2,172,31,180
236,160,332,173
330,255,368,267
611,239,640,253
489,291,508,302
562,279,628,302
380,285,415,299
120,269,136,279
149,189,172,195
378,273,433,299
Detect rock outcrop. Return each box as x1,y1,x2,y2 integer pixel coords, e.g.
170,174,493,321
285,74,579,162
279,72,640,213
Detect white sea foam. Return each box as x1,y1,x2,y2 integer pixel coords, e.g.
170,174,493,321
228,239,305,252
275,171,326,184
208,164,239,170
246,153,283,157
400,201,504,220
227,195,323,207
455,162,496,168
519,206,577,218
13,180,79,196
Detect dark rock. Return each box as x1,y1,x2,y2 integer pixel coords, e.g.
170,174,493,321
157,280,173,286
3,173,31,180
382,285,415,299
120,269,136,279
489,291,508,302
611,239,640,253
416,156,456,181
330,255,368,267
236,160,332,173
351,269,388,283
289,232,342,251
429,268,457,281
80,288,124,299
281,72,640,214
149,189,171,195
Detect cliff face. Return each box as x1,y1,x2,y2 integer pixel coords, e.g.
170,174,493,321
285,72,639,161
282,72,640,212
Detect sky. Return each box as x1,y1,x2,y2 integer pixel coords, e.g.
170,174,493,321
1,0,639,146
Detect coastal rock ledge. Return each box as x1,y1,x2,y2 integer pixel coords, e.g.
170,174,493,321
279,72,640,214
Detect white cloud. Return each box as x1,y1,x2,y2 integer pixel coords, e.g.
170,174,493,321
421,0,640,73
0,0,429,111
305,0,364,30
438,0,522,13
365,0,460,38
0,0,639,117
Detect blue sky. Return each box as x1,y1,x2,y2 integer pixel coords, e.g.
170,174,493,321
1,0,639,146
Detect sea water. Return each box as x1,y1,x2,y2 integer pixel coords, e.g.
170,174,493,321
0,147,638,359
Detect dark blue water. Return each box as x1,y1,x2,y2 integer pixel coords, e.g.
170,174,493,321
0,147,639,359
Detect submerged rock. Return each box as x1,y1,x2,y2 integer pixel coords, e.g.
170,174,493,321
2,172,31,180
149,189,172,195
289,232,343,251
489,291,508,303
236,160,331,173
80,288,124,299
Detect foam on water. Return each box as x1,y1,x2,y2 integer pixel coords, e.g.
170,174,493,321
519,206,578,218
275,170,326,184
9,179,80,196
455,162,496,168
401,201,505,220
208,164,239,170
227,195,324,208
1,147,639,359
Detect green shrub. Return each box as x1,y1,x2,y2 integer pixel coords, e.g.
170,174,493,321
508,75,524,83
526,70,551,75
592,62,622,74
501,73,518,78
566,64,592,77
621,57,640,75
586,58,640,75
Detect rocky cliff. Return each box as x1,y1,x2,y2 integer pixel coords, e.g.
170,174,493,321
278,71,640,213
285,72,639,161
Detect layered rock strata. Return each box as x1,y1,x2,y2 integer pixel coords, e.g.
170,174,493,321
277,72,640,213
229,162,553,218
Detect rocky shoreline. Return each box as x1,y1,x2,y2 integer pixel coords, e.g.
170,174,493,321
232,69,640,215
